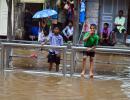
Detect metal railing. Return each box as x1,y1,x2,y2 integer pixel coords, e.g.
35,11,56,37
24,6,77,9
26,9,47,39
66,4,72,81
70,46,130,76
1,42,67,76
0,42,130,77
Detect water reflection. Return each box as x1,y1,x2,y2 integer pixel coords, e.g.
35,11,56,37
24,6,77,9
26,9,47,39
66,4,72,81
1,48,129,100
0,71,129,100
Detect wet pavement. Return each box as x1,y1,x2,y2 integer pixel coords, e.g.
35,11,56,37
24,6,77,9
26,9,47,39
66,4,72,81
0,48,130,100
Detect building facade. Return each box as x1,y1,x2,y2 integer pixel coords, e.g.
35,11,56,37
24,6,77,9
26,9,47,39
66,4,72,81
1,0,129,40
0,0,8,36
86,0,129,31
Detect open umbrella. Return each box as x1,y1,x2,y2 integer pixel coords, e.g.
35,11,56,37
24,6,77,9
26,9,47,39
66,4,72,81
33,9,58,18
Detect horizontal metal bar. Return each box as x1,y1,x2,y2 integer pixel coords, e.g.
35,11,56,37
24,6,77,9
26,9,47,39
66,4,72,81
95,61,130,66
0,43,129,54
0,39,68,45
72,46,130,53
74,59,130,66
96,51,130,55
0,39,129,49
76,44,130,49
0,39,38,44
1,42,67,49
11,40,38,44
10,55,64,60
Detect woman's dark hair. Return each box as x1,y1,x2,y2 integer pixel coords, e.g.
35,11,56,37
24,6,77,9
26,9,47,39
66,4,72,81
90,24,97,29
42,28,48,36
104,23,109,27
39,20,46,28
41,21,46,25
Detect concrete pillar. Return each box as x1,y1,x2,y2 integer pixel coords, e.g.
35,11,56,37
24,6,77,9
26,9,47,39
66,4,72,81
73,0,80,45
7,0,13,41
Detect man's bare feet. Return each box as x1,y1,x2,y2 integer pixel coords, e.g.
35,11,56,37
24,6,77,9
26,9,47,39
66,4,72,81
81,73,85,78
90,72,94,78
90,75,93,78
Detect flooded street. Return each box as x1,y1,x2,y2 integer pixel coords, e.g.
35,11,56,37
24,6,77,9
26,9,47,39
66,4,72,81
0,71,129,100
0,49,130,100
1,0,130,99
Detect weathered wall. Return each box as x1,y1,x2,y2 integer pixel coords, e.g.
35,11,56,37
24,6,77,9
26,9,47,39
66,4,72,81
0,0,8,36
86,0,100,31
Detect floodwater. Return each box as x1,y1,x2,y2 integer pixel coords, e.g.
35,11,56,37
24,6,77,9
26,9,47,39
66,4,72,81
0,71,129,100
0,49,130,100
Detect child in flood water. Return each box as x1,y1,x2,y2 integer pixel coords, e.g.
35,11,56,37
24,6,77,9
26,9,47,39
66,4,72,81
81,24,99,78
48,26,63,72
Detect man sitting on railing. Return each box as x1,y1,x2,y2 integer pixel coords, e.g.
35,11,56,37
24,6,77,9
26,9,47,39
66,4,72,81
112,10,127,44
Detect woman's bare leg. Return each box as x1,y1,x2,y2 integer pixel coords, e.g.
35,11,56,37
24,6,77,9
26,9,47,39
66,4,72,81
49,63,53,71
81,57,87,77
90,57,94,78
56,64,59,72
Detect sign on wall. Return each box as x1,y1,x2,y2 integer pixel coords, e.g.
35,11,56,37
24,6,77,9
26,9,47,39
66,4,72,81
20,0,45,3
0,0,8,36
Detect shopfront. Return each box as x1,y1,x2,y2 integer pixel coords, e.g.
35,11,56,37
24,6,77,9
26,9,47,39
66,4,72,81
13,0,46,40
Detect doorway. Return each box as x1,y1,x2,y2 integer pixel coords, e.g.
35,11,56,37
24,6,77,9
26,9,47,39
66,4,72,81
25,3,43,15
99,0,128,31
24,3,43,40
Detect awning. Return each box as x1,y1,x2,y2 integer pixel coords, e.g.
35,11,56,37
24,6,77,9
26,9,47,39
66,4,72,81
20,0,45,3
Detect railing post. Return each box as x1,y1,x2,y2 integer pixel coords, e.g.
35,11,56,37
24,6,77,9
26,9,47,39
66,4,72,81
70,49,75,76
62,48,67,76
1,45,5,70
5,47,11,69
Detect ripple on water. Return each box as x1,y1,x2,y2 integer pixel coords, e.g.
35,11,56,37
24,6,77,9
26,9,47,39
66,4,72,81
0,70,129,100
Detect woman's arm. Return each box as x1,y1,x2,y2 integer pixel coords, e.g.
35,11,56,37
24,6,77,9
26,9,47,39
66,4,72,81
88,35,99,51
60,36,64,46
91,46,96,51
38,32,42,42
83,33,91,42
68,27,74,37
100,32,103,39
87,46,96,52
62,26,68,36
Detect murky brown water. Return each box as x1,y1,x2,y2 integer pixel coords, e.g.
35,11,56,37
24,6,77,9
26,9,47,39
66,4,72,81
0,71,129,100
1,48,130,100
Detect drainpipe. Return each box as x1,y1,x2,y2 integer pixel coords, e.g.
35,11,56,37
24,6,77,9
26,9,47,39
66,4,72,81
6,0,13,41
12,0,15,39
6,0,13,68
73,0,80,45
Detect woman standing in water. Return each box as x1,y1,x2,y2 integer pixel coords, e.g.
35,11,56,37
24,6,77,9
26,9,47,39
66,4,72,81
81,24,99,78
